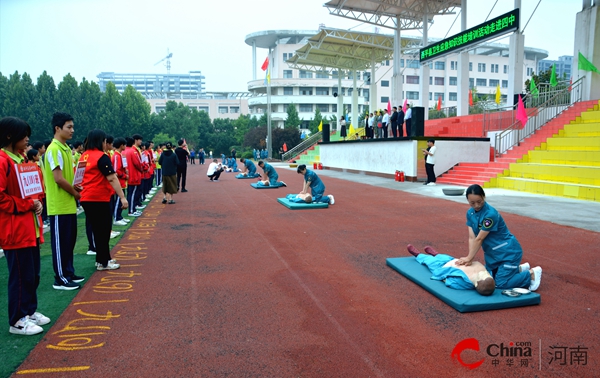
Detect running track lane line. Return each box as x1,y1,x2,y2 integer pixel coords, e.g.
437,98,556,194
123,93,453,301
265,241,385,378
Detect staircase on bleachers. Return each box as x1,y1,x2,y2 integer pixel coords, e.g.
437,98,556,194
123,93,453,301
489,104,600,201
436,100,600,194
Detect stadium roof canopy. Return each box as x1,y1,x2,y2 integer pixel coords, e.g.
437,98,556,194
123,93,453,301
323,0,461,31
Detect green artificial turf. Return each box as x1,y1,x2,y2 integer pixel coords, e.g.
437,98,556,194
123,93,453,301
0,209,135,378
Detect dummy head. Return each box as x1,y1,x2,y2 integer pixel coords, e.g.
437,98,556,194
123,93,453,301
475,276,496,296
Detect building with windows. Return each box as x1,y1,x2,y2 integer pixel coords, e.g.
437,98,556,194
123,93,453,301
538,55,573,81
245,30,548,128
97,71,207,98
97,71,250,120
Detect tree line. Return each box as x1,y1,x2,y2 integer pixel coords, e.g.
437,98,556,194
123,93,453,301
0,71,303,158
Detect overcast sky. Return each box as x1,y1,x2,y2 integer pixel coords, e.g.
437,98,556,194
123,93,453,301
0,0,583,92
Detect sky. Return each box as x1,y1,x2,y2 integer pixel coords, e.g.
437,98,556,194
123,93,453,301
0,0,583,92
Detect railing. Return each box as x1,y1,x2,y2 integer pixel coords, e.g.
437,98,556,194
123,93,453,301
494,78,584,156
282,131,322,162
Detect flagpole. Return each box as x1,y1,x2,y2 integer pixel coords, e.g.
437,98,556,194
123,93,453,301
267,49,272,160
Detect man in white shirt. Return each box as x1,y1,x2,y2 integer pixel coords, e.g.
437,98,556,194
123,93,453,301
422,139,437,185
405,104,412,137
206,159,224,182
381,109,389,138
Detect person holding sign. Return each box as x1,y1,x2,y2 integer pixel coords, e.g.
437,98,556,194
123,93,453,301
42,112,85,291
80,130,128,271
0,116,50,335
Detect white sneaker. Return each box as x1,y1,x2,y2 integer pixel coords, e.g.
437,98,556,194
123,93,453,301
427,182,437,186
113,220,128,226
519,262,530,273
9,316,43,335
122,218,131,223
328,195,335,205
143,198,151,202
280,181,287,187
136,205,146,210
110,231,120,239
128,211,142,217
29,312,50,326
86,250,96,255
529,266,542,291
97,261,120,271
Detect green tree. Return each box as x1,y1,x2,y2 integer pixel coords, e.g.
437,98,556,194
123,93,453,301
308,108,323,134
55,74,80,123
76,78,102,140
31,71,57,139
0,72,8,118
272,127,301,158
98,82,122,137
153,132,177,146
154,101,199,147
243,125,267,150
196,109,212,147
121,85,151,138
3,71,33,123
284,103,301,129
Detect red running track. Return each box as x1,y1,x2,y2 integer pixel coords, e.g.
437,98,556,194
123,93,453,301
14,164,600,377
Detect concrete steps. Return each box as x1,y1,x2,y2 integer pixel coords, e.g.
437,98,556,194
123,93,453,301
437,100,600,189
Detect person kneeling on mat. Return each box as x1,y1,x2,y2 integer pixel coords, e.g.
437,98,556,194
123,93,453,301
239,158,260,178
407,244,496,295
296,164,334,204
257,161,286,187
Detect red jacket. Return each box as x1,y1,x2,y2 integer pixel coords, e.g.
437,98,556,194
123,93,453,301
112,150,128,189
124,146,143,185
142,149,153,179
0,150,44,249
80,149,114,202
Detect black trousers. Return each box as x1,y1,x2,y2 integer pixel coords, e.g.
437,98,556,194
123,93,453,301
406,119,412,137
82,201,113,266
5,241,40,326
425,163,436,183
390,123,398,138
50,214,77,284
127,184,142,213
177,164,187,190
208,168,223,181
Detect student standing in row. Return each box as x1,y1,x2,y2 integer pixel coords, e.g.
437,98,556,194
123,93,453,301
79,129,127,271
1,116,50,335
42,112,85,290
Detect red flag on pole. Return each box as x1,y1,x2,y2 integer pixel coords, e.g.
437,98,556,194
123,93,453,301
402,99,407,113
283,143,288,152
568,77,573,92
516,94,528,129
437,96,442,111
261,57,269,71
387,100,392,114
468,90,473,106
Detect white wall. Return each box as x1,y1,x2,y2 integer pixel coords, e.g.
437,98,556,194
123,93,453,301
320,139,490,178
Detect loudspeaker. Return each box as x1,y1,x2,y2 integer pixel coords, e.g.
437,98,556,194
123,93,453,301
411,106,425,137
322,123,330,142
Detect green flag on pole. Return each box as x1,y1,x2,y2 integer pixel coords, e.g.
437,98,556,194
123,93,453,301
578,52,599,73
550,64,558,87
530,77,539,98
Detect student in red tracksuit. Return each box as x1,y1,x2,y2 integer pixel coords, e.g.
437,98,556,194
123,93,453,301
123,135,144,216
141,142,154,202
80,129,128,271
111,138,129,225
0,116,50,336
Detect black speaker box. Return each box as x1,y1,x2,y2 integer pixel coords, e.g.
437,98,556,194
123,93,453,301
411,106,425,137
322,123,330,142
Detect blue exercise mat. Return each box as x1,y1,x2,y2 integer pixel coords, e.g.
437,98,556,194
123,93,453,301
236,174,259,179
277,197,329,209
251,182,281,189
386,257,541,313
